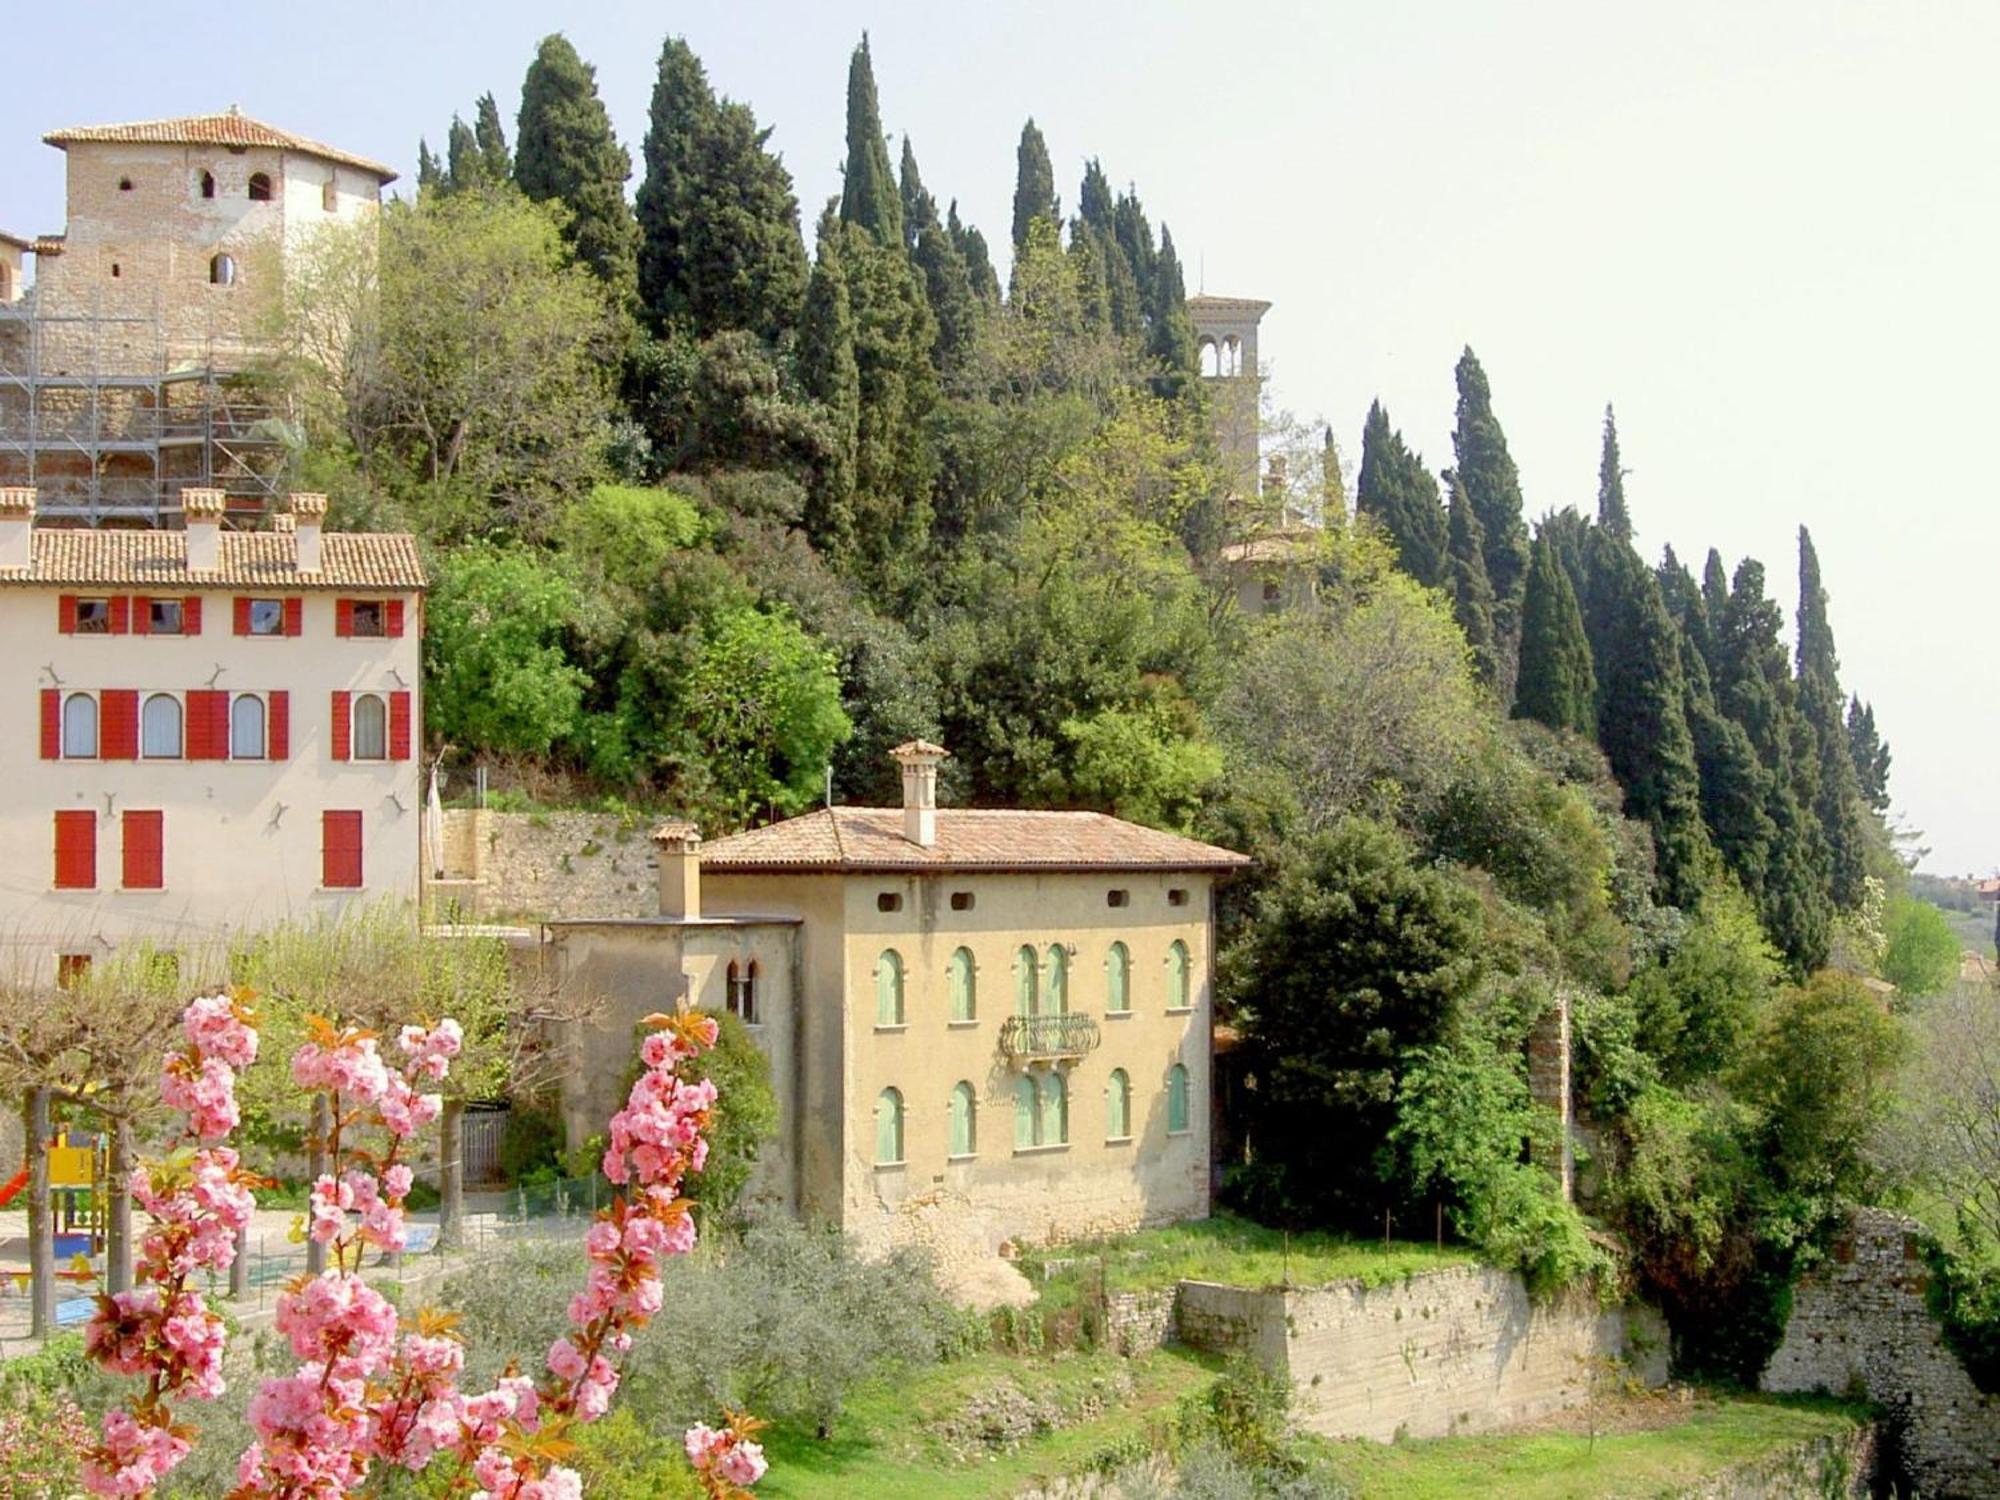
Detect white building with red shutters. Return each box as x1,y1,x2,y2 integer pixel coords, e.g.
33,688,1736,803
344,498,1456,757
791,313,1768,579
0,487,424,984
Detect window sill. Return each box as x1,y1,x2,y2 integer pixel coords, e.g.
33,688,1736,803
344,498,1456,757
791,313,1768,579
874,1023,908,1034
873,1160,906,1171
1164,1007,1194,1016
119,888,164,894
1167,1128,1192,1138
1013,1143,1070,1157
946,1153,977,1163
1105,1135,1133,1146
1104,1009,1132,1019
947,1020,980,1030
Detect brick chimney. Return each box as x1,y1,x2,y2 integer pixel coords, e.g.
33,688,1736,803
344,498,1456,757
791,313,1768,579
182,489,225,574
0,486,34,573
652,821,702,920
890,740,948,848
291,492,327,575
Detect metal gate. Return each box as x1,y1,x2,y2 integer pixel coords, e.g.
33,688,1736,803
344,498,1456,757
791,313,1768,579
462,1106,510,1185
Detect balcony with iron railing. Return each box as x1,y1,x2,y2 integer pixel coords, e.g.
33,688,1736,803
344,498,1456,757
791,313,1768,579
997,1011,1102,1064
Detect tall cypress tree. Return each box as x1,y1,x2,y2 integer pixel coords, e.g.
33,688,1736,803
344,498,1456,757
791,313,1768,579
1795,527,1869,907
1597,404,1631,544
902,137,976,372
515,34,639,290
1446,475,1499,686
839,35,902,247
1011,118,1059,249
445,115,480,193
636,37,713,328
1356,401,1447,588
1515,531,1595,735
416,139,442,195
799,204,860,560
474,93,511,181
1146,226,1198,391
897,135,928,254
1846,697,1892,812
1322,426,1347,522
1451,348,1533,702
950,201,1001,307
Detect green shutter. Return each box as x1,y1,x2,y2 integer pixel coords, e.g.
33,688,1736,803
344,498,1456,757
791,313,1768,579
950,1082,975,1156
1040,1071,1068,1146
1167,941,1190,1010
1046,945,1067,1015
1168,1065,1189,1134
1016,946,1037,1018
950,948,975,1022
876,1088,903,1163
1108,1069,1130,1139
1107,943,1129,1013
877,950,903,1025
1015,1076,1038,1148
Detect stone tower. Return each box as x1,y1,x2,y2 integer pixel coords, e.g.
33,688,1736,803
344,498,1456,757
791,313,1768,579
1186,293,1271,499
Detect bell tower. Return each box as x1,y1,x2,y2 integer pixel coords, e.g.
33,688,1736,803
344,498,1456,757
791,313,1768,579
1186,294,1272,500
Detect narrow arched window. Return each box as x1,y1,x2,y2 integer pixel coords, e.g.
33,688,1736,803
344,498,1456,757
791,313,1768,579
352,693,387,760
948,947,976,1022
1014,1075,1038,1149
1199,338,1220,378
1107,1068,1131,1140
1045,945,1068,1016
875,948,905,1025
141,693,182,759
209,252,236,286
1166,940,1191,1011
875,1087,904,1165
949,1081,976,1158
1040,1071,1068,1146
199,170,216,200
247,172,273,202
1168,1063,1191,1135
230,693,266,760
727,960,758,1024
1015,944,1038,1018
1106,942,1130,1014
322,177,338,213
62,693,98,758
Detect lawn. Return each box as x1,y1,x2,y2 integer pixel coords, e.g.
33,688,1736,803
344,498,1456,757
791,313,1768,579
1306,1394,1869,1500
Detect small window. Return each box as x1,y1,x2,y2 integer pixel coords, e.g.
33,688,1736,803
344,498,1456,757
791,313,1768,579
322,177,338,213
348,600,386,637
727,960,759,1026
874,1087,904,1166
199,170,216,200
876,892,903,913
247,598,284,635
875,949,905,1026
118,177,133,192
56,954,92,990
1107,1068,1132,1141
1168,1063,1191,1135
1166,940,1192,1012
209,253,236,286
247,172,273,202
62,694,99,758
949,891,975,911
1168,888,1189,907
948,947,976,1023
1106,889,1130,908
110,263,122,279
351,694,388,761
140,694,183,759
74,598,112,634
1106,942,1131,1014
149,599,185,635
1261,580,1281,604
949,1081,977,1158
230,694,266,760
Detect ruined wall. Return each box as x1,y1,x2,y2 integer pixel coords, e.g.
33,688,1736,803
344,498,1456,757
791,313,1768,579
1763,1207,2000,1498
434,810,660,921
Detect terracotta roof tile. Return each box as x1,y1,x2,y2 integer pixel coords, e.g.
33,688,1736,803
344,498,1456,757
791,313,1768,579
44,111,396,182
700,807,1250,875
0,529,425,591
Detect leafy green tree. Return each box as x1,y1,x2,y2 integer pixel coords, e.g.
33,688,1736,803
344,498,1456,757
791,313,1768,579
1061,698,1224,832
1628,884,1780,1084
798,205,860,559
1354,400,1446,587
838,34,901,247
1445,473,1499,686
474,92,511,181
1011,117,1059,249
1880,898,1961,996
682,606,853,820
514,33,638,291
424,545,589,756
1596,404,1631,543
1451,348,1532,698
1847,696,1892,811
1514,532,1595,735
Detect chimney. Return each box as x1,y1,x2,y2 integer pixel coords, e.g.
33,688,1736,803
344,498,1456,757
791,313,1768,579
291,492,327,575
890,739,948,848
0,486,34,572
182,488,225,574
651,821,702,920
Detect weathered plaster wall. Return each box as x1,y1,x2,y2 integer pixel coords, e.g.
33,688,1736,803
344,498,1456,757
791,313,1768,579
444,811,660,921
1763,1207,2000,1498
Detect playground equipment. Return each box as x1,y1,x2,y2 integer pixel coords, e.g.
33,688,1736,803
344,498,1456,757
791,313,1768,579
1,1129,107,1300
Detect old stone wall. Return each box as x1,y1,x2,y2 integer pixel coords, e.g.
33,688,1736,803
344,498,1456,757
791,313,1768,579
1665,1425,1876,1500
433,810,661,922
1763,1207,2000,1497
1103,1287,1178,1357
1174,1266,1668,1442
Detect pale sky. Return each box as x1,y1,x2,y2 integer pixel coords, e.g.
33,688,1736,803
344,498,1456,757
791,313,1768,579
5,2,1992,872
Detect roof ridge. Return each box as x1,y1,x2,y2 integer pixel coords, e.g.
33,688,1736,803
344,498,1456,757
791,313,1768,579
826,804,847,862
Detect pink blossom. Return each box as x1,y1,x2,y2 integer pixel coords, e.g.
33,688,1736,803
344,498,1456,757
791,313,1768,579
82,1409,192,1497
686,1422,769,1488
547,1336,587,1382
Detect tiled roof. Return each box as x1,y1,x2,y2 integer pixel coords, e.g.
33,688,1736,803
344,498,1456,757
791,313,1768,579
0,230,31,252
700,807,1251,874
1185,294,1273,314
0,529,425,591
1219,531,1319,565
44,111,397,182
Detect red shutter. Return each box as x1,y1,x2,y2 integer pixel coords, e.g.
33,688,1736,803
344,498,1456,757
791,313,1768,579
132,597,151,636
330,691,351,761
59,595,77,634
233,597,252,636
387,599,406,638
122,810,163,890
389,691,412,761
335,599,354,637
322,811,363,889
101,690,138,759
108,596,130,635
40,690,59,759
183,596,203,636
283,598,302,637
186,690,227,760
268,690,289,760
54,811,95,890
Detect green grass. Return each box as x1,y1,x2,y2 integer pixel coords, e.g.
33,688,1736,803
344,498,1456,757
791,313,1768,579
1305,1395,1868,1500
1942,906,1996,961
756,1345,1217,1500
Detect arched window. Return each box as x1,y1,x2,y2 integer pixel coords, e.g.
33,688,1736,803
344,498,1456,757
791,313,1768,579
1015,944,1038,1018
727,960,759,1024
230,694,265,760
1014,1075,1038,1150
141,693,182,759
199,170,216,200
62,694,99,759
875,1087,904,1165
1045,945,1068,1016
1106,942,1130,1014
209,252,236,286
1199,338,1220,377
1107,1068,1131,1140
949,1081,976,1158
352,693,387,761
875,948,905,1025
1167,1063,1191,1135
1166,940,1191,1011
948,947,976,1023
1222,335,1242,377
1040,1071,1068,1147
248,172,273,202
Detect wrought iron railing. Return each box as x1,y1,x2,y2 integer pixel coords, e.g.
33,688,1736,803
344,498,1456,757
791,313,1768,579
998,1012,1102,1062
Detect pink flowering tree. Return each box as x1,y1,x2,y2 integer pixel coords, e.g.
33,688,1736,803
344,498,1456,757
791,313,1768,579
79,993,766,1500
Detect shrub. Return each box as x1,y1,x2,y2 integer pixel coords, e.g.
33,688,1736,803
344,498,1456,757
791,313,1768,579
498,1101,563,1182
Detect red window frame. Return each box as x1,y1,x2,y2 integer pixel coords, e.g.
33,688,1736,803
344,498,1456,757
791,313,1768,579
54,810,95,890
322,810,363,889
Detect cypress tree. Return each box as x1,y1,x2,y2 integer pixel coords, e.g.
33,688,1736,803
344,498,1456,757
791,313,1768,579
799,204,860,560
1451,348,1533,702
1113,190,1157,308
474,93,511,181
1146,226,1198,391
416,139,442,195
515,34,639,290
1702,548,1730,623
838,35,902,247
1011,118,1059,249
1795,526,1869,907
950,202,1001,306
902,137,976,372
1515,532,1596,735
1446,474,1499,686
1356,401,1447,588
1322,426,1347,522
445,116,480,193
1847,697,1892,812
898,134,928,254
636,37,714,329
1537,507,1592,609
1597,404,1631,543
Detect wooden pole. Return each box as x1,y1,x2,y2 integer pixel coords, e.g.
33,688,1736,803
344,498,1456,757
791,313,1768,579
438,1097,465,1252
26,1089,55,1340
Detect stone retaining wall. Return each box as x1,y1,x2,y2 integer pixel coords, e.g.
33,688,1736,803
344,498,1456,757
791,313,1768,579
1664,1425,1876,1500
1103,1288,1178,1357
426,809,660,922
